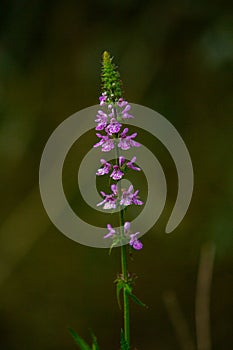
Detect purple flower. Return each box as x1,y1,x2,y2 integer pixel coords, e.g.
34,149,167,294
121,103,134,119
117,98,128,108
104,224,116,238
96,159,112,175
94,133,108,147
125,222,143,250
94,133,115,152
95,110,108,130
110,165,124,180
97,184,118,209
119,156,125,167
124,221,131,234
131,188,144,205
120,185,143,207
117,156,140,172
120,186,133,206
97,192,117,209
126,156,141,171
110,183,118,195
105,118,122,135
129,232,143,250
99,92,107,106
118,128,141,150
102,139,115,152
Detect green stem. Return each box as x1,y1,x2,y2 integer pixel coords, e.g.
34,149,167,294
113,109,130,346
120,213,130,346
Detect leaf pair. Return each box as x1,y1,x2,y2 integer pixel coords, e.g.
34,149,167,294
115,278,147,309
68,328,99,350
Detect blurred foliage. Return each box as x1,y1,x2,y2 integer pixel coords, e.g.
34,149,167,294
0,0,232,350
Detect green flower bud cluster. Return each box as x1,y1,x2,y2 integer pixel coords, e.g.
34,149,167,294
101,51,123,103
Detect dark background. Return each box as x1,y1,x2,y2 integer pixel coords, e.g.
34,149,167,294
0,0,232,349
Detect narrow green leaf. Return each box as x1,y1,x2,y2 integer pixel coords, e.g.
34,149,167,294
116,281,124,309
128,292,148,308
108,241,117,255
120,329,129,350
90,331,100,350
68,328,92,350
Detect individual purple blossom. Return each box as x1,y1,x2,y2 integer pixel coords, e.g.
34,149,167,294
94,133,115,152
126,156,141,171
121,103,134,119
96,159,112,176
99,92,107,106
124,221,131,235
117,98,128,108
104,224,116,238
119,156,125,167
118,128,141,150
97,192,116,209
125,222,143,250
95,110,108,130
129,232,143,250
105,118,122,135
120,187,133,206
118,156,141,172
120,185,143,207
131,188,144,205
97,184,118,209
110,183,118,195
110,165,124,180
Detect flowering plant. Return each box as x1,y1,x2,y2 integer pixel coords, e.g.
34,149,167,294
69,52,146,350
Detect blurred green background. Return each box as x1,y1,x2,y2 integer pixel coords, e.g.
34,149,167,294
0,0,232,349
